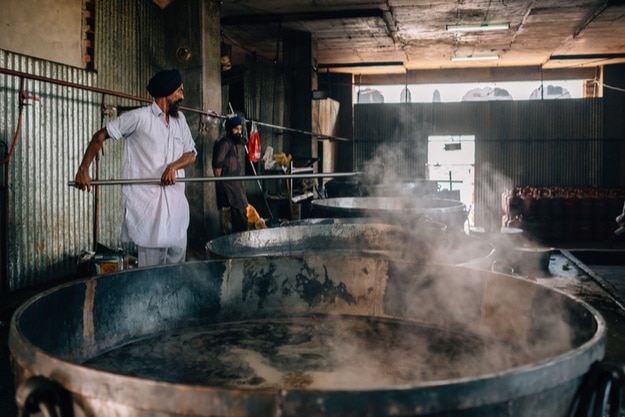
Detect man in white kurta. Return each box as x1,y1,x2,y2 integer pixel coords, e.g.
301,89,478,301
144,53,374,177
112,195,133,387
108,101,196,259
75,69,197,267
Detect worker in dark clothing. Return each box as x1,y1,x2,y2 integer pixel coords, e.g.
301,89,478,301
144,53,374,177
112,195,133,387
212,116,249,233
609,200,625,245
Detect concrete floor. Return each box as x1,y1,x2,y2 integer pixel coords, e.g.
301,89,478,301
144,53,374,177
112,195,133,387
1,240,625,416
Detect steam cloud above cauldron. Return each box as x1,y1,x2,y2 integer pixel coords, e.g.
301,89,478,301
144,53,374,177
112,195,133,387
82,260,577,391
357,142,551,275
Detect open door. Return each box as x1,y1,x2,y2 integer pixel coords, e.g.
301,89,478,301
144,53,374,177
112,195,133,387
427,135,475,228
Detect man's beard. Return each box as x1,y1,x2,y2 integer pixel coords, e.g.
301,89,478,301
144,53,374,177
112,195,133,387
228,132,244,144
168,100,182,117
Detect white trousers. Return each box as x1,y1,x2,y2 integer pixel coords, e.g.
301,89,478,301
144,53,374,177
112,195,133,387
137,236,187,267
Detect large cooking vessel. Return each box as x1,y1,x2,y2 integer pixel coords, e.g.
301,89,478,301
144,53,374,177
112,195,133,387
279,217,411,227
311,196,468,229
10,257,608,417
205,222,494,268
364,180,439,198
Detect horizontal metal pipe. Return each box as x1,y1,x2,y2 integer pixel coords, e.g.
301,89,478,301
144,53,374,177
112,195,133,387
250,120,352,142
0,67,353,142
68,171,362,186
0,67,154,106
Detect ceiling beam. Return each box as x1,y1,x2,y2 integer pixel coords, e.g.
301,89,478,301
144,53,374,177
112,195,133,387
319,62,404,69
353,67,598,85
550,53,625,60
221,9,384,25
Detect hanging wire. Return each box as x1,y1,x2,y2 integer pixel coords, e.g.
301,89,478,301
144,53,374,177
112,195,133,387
482,0,494,24
597,81,625,93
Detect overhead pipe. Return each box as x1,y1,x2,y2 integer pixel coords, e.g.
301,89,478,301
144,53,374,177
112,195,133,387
0,67,352,142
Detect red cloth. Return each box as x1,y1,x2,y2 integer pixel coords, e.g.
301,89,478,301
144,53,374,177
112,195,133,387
247,122,261,162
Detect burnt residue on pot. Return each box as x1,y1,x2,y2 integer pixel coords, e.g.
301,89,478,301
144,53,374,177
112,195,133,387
242,259,358,308
294,263,357,307
242,261,283,309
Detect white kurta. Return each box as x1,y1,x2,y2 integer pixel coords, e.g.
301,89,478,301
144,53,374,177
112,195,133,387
106,102,196,248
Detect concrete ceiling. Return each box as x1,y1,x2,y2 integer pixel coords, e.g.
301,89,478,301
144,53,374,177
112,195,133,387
216,0,625,74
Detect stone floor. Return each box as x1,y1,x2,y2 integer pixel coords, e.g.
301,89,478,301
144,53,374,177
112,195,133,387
1,239,625,416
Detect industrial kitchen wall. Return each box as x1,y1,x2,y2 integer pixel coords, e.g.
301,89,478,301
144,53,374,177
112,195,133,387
240,53,287,215
0,0,214,294
353,98,614,230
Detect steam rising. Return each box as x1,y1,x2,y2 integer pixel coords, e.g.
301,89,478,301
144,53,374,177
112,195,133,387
84,260,579,392
84,309,573,390
196,157,577,392
85,151,584,393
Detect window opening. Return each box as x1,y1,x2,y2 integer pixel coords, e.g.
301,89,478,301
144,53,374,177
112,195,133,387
356,80,585,103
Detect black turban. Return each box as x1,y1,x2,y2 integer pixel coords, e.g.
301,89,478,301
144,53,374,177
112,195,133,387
147,69,182,98
225,116,243,131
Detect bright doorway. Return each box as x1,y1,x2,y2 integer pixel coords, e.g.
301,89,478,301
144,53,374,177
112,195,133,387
427,135,476,228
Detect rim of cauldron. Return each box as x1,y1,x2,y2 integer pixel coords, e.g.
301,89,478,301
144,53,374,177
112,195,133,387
204,222,490,264
279,217,449,231
311,196,467,214
9,259,607,416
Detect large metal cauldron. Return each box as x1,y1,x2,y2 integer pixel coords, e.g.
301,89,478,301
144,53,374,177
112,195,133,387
10,257,606,417
206,222,494,268
364,180,439,198
311,197,468,229
280,217,403,227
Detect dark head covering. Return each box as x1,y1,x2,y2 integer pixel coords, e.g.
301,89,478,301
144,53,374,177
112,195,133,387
147,69,182,98
225,116,243,131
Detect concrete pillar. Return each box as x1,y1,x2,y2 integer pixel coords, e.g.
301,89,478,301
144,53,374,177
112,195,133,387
199,0,223,242
282,31,317,159
164,0,222,246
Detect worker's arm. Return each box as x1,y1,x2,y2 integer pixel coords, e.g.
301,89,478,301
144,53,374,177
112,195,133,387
161,151,197,185
74,127,109,192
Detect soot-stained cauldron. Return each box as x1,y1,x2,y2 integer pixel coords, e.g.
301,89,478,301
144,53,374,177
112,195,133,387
311,197,468,229
10,256,608,416
205,221,495,268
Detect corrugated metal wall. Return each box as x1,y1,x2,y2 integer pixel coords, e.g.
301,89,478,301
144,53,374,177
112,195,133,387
0,51,99,290
1,0,167,292
354,104,426,177
242,56,286,208
244,56,286,152
354,99,604,228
